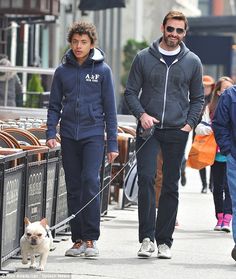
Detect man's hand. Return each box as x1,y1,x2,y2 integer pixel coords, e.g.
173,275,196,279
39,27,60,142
140,112,159,129
46,138,57,149
107,152,119,164
181,124,192,132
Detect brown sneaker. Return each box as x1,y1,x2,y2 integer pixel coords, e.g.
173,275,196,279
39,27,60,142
65,240,86,257
84,240,99,257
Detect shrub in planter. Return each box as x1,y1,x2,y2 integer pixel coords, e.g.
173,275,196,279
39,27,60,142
25,74,44,108
121,39,148,88
118,39,148,114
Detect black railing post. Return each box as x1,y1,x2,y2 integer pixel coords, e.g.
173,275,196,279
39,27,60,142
0,158,8,275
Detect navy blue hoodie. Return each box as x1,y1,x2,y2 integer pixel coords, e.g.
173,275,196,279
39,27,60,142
46,48,118,153
212,85,236,160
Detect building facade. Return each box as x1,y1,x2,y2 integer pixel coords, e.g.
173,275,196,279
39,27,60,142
1,0,236,106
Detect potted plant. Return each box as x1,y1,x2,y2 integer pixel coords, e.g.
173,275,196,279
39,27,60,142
25,74,44,108
118,39,148,114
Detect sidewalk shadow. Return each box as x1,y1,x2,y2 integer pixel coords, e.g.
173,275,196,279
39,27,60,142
171,262,236,272
175,228,232,240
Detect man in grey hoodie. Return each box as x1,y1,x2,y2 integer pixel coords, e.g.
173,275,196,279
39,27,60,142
124,11,204,259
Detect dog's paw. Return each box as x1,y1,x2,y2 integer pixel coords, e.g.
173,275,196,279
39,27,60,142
21,259,28,265
30,264,37,269
37,266,44,271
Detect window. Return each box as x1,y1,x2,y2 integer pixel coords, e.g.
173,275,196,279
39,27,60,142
31,0,37,9
41,0,50,11
199,0,212,16
12,0,23,8
0,0,10,8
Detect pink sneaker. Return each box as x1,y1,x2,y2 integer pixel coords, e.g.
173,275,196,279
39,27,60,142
221,214,232,233
214,213,223,231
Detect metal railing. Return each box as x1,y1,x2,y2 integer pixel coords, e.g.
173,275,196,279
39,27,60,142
0,65,55,107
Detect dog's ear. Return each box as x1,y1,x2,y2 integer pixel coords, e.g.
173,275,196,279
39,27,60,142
24,217,31,225
40,218,48,228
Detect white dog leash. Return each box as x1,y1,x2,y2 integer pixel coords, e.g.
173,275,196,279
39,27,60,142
50,126,156,232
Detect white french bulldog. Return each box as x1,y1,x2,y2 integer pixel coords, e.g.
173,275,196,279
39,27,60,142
20,217,53,271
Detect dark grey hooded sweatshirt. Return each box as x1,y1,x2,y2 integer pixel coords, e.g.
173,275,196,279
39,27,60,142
124,39,204,129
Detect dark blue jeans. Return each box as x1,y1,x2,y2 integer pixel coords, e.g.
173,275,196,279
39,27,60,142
136,127,189,248
61,136,105,242
211,160,232,216
227,154,236,243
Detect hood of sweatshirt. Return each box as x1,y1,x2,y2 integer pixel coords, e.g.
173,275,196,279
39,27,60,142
148,38,190,61
62,47,105,67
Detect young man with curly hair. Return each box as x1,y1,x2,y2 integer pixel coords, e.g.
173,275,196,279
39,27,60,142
46,22,118,257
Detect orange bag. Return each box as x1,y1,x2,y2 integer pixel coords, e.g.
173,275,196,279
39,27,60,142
187,133,217,170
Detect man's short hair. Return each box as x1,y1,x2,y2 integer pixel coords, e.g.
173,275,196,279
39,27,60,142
162,11,188,31
67,21,97,44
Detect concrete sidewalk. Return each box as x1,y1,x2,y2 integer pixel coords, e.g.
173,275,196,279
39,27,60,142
3,167,236,279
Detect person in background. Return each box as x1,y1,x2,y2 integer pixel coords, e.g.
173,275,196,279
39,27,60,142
198,75,215,193
196,76,234,232
46,21,118,257
212,83,236,261
124,10,204,259
0,57,23,107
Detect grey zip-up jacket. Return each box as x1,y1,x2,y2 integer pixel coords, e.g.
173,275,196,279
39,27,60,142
124,39,204,129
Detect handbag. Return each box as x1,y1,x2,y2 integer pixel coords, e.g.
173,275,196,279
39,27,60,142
187,133,217,170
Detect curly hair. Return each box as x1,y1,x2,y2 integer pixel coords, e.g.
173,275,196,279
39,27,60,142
67,21,97,44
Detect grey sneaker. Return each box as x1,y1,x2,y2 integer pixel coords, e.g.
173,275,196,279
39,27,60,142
157,244,171,259
85,240,99,257
65,240,86,257
137,238,155,257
